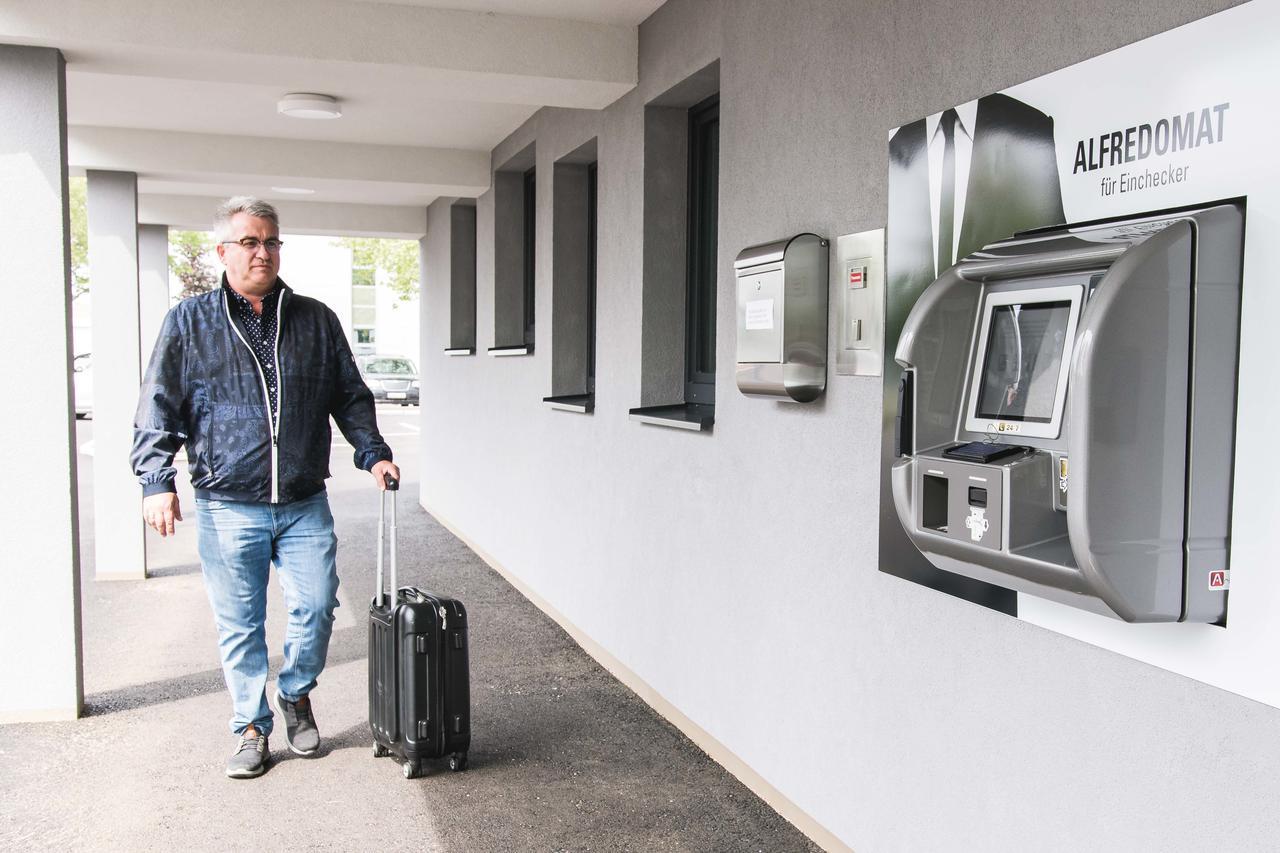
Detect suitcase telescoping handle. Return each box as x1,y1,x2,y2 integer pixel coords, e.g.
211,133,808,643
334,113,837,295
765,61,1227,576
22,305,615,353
376,474,399,608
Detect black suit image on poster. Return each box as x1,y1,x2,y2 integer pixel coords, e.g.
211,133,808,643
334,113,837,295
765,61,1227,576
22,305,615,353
878,92,1066,611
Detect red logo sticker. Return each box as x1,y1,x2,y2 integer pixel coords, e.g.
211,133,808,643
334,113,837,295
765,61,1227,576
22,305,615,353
849,270,864,285
1209,570,1228,590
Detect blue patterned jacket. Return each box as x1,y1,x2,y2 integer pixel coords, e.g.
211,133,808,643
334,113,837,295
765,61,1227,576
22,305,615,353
131,279,392,504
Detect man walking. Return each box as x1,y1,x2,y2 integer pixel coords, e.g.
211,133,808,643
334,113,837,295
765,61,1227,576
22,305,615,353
132,197,399,779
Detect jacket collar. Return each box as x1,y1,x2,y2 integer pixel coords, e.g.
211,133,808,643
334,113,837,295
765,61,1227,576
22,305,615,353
220,273,290,300
220,274,292,314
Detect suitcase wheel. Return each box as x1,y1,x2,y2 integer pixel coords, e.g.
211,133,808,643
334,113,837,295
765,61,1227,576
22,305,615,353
448,753,468,772
372,742,389,758
402,760,423,780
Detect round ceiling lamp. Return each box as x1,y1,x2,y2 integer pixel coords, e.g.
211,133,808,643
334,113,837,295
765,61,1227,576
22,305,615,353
277,93,342,120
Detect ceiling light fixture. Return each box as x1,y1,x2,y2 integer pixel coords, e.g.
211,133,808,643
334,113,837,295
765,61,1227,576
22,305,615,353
277,93,342,120
271,186,316,195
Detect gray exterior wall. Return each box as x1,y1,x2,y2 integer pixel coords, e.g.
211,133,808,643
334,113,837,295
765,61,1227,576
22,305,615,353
419,1,1277,850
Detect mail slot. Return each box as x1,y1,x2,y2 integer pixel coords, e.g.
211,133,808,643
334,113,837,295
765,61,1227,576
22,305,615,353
734,233,829,402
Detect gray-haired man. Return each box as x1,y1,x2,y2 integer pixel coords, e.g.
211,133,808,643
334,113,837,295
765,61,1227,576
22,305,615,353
133,197,399,778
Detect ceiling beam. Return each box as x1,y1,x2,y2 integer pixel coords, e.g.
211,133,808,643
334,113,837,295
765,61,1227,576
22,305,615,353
69,127,491,202
140,194,429,240
0,0,637,108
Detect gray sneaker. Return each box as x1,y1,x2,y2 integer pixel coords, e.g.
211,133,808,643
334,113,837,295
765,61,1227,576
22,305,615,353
226,724,269,779
273,691,320,756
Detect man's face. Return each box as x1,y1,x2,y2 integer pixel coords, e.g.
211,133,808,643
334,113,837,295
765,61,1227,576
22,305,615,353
216,212,280,294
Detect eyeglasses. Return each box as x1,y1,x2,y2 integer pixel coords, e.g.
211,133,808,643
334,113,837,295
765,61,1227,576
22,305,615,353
220,237,284,252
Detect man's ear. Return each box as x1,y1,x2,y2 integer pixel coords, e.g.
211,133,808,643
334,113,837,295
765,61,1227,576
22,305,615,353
215,243,226,265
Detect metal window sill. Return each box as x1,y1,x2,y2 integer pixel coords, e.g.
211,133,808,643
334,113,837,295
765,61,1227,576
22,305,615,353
444,347,474,356
628,402,714,432
488,344,533,357
543,394,594,414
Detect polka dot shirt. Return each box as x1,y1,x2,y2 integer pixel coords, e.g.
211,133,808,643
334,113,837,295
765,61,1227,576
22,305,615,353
225,282,281,428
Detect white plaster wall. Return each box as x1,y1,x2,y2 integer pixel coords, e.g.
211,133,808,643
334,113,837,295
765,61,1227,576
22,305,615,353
277,234,352,331
418,1,1279,850
273,234,418,356
373,266,420,360
72,294,92,356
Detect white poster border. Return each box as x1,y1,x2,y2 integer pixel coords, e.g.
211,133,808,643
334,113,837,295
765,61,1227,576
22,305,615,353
991,0,1280,707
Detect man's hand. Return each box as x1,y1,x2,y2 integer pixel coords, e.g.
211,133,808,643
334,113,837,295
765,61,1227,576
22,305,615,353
371,459,401,490
143,493,183,537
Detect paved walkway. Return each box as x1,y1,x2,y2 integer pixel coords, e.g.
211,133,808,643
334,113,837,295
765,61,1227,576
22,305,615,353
1,420,819,852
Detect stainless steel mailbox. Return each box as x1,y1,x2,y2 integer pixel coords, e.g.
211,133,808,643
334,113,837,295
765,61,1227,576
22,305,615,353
891,204,1243,623
734,233,829,402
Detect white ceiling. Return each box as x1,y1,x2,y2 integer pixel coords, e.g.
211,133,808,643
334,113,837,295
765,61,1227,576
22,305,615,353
353,0,665,26
67,72,541,150
0,0,665,235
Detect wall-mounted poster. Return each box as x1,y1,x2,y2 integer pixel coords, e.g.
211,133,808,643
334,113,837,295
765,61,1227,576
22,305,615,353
879,0,1280,706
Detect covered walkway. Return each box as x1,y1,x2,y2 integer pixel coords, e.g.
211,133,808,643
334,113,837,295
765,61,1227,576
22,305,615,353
0,418,816,851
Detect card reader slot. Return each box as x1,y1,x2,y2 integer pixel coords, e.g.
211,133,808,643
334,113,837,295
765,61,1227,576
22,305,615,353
895,372,914,458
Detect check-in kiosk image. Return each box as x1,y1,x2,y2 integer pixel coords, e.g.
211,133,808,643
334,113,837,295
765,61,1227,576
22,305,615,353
891,204,1243,622
735,234,829,402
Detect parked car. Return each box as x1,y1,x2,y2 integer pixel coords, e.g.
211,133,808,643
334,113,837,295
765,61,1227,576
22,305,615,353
357,355,419,406
73,353,93,418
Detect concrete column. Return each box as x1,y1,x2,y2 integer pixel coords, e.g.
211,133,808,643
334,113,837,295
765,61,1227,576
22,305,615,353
0,45,83,722
419,231,430,353
86,170,147,580
138,224,169,365
418,221,431,511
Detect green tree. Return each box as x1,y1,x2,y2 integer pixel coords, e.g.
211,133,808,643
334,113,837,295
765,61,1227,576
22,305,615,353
333,237,419,302
69,176,89,297
169,230,219,299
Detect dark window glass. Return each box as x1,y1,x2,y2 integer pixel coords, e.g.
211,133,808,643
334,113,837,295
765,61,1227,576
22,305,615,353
524,167,536,347
685,94,719,404
587,161,598,394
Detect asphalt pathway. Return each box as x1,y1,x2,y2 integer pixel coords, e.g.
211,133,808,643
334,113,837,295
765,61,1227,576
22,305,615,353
0,407,819,852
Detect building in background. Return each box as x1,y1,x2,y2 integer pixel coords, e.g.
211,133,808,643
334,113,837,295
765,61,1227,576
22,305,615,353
71,229,419,418
351,261,376,353
137,231,420,360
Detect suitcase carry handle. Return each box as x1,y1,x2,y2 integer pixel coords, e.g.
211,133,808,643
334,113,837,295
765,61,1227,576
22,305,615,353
376,474,399,608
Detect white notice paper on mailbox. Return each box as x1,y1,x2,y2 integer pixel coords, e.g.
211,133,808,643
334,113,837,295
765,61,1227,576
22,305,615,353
745,299,774,330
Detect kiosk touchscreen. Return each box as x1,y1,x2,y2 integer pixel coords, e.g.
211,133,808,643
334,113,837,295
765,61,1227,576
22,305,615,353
891,203,1243,623
965,287,1080,439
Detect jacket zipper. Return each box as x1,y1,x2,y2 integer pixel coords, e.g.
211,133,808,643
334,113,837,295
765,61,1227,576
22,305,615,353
222,289,284,503
271,291,285,503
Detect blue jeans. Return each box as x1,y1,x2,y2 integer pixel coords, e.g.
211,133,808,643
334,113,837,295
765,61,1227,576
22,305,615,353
195,492,340,736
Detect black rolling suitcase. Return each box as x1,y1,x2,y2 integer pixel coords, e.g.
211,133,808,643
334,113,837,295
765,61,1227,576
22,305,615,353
368,476,471,779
